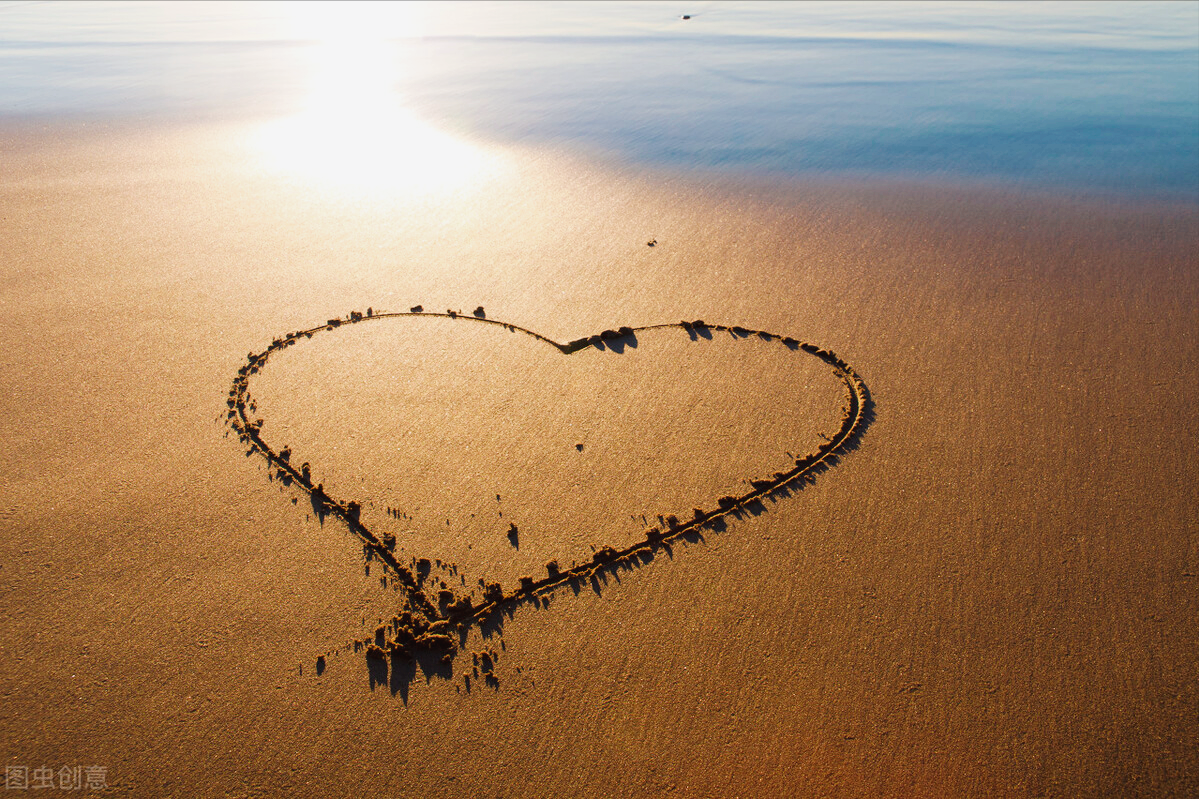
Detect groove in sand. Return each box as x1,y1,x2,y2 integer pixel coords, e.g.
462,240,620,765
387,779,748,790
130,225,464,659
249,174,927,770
226,309,872,677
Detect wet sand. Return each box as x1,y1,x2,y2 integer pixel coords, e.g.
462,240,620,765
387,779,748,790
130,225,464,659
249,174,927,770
0,121,1196,797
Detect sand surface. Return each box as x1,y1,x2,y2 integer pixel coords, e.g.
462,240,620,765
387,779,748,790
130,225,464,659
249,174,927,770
1,121,1196,797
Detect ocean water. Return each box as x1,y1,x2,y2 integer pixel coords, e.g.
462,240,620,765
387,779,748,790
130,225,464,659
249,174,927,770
2,1,1196,199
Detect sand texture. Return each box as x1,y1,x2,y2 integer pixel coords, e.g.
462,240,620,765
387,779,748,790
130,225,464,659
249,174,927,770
0,124,1196,797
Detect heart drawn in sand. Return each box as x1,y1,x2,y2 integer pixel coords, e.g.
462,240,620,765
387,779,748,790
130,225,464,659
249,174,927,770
225,309,870,676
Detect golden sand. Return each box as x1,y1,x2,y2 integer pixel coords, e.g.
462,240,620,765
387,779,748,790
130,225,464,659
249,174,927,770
0,121,1195,796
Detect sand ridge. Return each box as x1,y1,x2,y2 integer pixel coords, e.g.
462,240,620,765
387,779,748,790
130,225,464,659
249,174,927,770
226,307,872,688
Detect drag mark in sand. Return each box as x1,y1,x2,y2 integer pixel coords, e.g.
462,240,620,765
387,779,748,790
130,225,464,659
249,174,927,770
225,309,872,693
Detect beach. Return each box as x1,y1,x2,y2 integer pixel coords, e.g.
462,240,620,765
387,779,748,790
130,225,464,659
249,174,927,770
1,121,1195,795
1,2,1197,797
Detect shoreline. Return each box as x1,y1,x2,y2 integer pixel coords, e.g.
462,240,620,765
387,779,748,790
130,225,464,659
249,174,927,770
3,115,1197,211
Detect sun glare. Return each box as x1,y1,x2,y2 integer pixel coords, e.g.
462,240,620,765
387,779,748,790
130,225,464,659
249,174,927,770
254,2,498,197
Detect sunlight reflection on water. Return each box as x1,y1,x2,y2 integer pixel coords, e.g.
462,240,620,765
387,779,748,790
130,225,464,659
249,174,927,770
253,36,499,196
2,1,1195,199
249,3,501,196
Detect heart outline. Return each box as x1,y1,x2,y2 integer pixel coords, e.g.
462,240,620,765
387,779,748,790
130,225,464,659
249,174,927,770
226,310,871,662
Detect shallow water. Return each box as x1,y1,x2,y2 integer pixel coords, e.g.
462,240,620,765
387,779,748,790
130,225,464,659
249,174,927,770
2,0,1196,198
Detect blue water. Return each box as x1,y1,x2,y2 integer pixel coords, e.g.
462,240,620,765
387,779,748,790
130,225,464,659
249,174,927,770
2,1,1196,199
